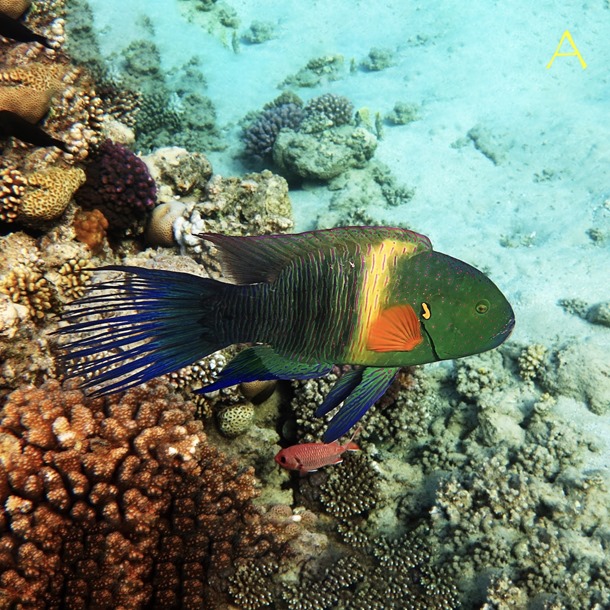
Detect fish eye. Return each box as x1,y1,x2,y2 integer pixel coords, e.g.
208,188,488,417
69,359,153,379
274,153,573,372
280,456,287,463
475,299,490,315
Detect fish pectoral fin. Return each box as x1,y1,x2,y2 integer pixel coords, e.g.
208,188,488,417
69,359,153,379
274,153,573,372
315,367,364,417
367,304,423,352
198,346,332,393
322,366,400,443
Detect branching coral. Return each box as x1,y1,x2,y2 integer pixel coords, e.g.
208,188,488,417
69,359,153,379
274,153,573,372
0,379,293,608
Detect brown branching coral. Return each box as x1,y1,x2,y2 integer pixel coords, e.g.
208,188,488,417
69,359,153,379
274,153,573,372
0,379,290,609
0,166,26,222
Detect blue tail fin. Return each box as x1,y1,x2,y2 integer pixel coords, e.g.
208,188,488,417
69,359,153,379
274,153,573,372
55,266,233,395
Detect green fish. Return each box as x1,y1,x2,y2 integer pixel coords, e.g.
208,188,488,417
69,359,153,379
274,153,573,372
57,226,514,441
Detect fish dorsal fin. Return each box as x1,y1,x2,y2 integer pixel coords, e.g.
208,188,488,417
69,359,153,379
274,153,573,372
199,226,432,284
367,304,424,352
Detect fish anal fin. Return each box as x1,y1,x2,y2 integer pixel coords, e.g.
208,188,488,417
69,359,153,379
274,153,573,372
367,304,423,352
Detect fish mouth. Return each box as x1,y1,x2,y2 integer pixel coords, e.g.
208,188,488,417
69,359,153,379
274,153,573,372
489,313,515,348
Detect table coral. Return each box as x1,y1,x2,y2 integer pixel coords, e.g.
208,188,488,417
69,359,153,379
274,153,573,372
0,379,292,608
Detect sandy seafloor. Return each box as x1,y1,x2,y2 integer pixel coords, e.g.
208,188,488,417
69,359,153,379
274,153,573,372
87,0,609,469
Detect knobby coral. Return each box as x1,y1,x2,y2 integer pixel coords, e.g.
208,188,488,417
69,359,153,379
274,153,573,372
0,379,290,609
74,139,157,234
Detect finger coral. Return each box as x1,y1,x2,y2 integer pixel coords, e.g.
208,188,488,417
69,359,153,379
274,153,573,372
242,94,304,160
0,379,291,609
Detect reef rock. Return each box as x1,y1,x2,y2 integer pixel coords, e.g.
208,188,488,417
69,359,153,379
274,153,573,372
273,125,377,181
540,341,609,415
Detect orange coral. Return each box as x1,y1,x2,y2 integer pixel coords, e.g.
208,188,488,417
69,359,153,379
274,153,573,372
73,208,109,252
0,379,290,608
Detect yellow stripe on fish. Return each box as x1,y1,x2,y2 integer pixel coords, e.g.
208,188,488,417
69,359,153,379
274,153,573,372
346,238,420,361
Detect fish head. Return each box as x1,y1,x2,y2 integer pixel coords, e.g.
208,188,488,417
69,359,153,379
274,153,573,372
395,251,515,362
275,448,299,471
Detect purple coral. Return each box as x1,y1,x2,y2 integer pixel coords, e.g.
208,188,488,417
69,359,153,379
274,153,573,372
242,102,304,160
75,140,157,233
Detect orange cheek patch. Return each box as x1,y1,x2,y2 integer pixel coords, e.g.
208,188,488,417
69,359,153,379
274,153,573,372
367,304,424,352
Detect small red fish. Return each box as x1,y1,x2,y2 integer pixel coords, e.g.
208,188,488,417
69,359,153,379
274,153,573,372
275,433,360,475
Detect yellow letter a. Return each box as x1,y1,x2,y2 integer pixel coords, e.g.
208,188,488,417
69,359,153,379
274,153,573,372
546,30,587,69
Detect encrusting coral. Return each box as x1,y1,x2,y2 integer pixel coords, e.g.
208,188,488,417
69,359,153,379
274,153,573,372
0,165,85,226
0,379,295,609
0,63,66,123
0,0,32,19
18,165,85,224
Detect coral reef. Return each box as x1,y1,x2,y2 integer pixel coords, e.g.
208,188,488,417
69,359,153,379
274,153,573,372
0,379,293,608
74,139,157,235
385,101,421,125
316,162,414,228
273,124,377,181
360,47,396,71
174,169,293,263
242,20,276,44
281,55,345,88
143,147,213,202
0,231,94,392
72,207,109,252
242,95,304,160
539,341,609,415
241,91,375,182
